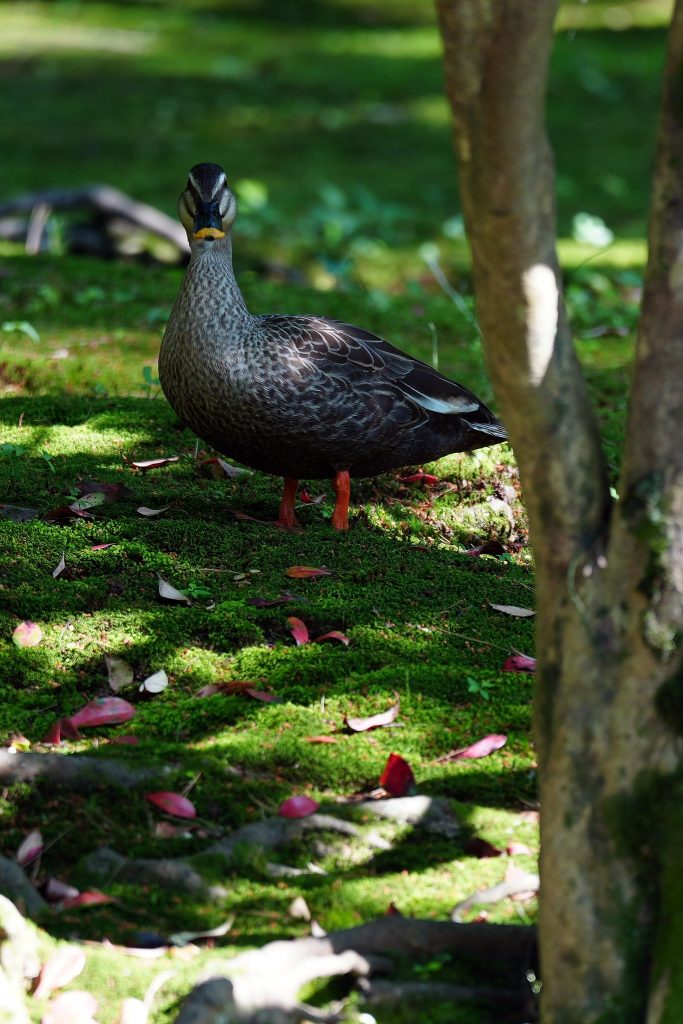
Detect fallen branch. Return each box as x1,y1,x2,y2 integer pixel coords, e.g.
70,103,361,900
0,185,189,256
0,751,175,790
175,917,536,1023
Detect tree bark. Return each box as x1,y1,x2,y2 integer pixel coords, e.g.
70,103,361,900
435,1,683,1021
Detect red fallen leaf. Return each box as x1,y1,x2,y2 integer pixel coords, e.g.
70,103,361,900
70,697,136,728
435,733,508,763
90,543,114,551
345,697,400,732
464,837,504,858
59,890,114,910
400,471,439,485
299,489,326,504
59,717,82,740
278,795,320,818
146,791,197,819
507,841,533,856
13,621,43,647
386,902,403,916
129,456,179,470
42,718,81,745
74,480,132,502
313,630,350,646
41,990,98,1024
466,539,506,557
305,735,339,744
34,945,87,1000
285,566,332,579
379,753,415,796
503,654,536,673
44,505,94,524
287,616,310,645
246,593,303,608
42,721,64,745
109,734,139,745
245,688,281,703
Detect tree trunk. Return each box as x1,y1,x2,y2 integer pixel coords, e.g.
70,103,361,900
435,1,683,1021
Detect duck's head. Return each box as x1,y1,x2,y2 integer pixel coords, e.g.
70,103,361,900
178,163,237,245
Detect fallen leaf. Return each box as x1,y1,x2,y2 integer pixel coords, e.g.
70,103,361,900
105,655,134,693
70,697,136,728
466,539,506,557
60,890,114,909
34,946,87,1000
285,566,332,579
69,492,106,512
379,753,415,797
43,878,80,903
279,795,320,818
299,489,326,504
44,505,93,524
75,480,132,502
58,717,82,740
13,621,43,647
41,990,98,1024
506,841,533,856
463,837,504,858
52,553,67,579
157,576,191,603
130,456,179,470
168,915,234,946
287,616,310,645
400,471,439,485
506,863,540,901
201,457,246,479
345,697,400,732
146,792,197,819
16,829,43,867
117,998,148,1024
435,733,507,763
313,630,350,646
139,669,168,694
137,506,171,517
245,688,280,703
503,653,536,673
42,720,65,745
489,603,535,618
305,735,339,744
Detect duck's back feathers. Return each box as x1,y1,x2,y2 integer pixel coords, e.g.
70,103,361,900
252,314,505,474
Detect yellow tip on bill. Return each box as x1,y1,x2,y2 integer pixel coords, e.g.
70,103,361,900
193,227,225,240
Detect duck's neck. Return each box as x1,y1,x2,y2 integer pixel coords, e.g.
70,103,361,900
186,236,251,327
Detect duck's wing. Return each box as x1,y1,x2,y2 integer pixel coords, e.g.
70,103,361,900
259,314,506,438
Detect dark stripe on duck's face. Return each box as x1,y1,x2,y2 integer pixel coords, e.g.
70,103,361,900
193,200,225,240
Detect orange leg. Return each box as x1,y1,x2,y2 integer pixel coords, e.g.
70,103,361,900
276,477,299,528
331,470,351,532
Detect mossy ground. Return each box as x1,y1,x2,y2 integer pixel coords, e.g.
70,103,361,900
0,0,665,1020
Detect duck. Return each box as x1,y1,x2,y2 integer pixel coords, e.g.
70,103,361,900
159,163,506,531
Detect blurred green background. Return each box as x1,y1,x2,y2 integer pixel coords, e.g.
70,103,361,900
0,0,672,286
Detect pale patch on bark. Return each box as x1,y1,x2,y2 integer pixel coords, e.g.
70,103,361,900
646,969,670,1024
522,264,558,385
